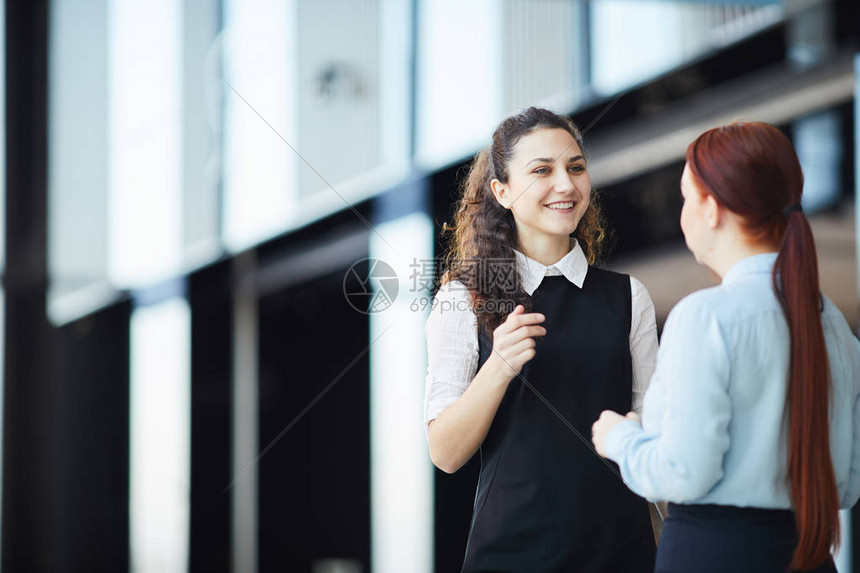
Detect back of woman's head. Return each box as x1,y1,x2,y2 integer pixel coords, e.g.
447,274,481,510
688,122,838,571
443,107,606,334
685,122,802,245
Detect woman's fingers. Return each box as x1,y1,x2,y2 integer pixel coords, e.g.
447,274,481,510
516,325,547,340
490,305,547,376
496,306,545,336
503,346,536,374
515,347,536,364
509,337,536,354
494,324,545,353
510,311,545,329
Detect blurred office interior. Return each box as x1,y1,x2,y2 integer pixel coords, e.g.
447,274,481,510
2,0,859,571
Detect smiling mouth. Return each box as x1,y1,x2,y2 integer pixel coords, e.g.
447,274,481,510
544,201,576,211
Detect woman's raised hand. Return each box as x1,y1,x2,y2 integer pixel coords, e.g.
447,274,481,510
488,305,546,380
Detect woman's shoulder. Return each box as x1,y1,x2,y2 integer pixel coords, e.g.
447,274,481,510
588,267,653,302
426,280,477,324
822,295,860,348
586,266,635,291
664,287,725,330
433,279,473,302
666,279,788,335
588,266,627,279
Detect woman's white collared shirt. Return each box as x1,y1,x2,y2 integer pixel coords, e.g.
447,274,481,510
424,241,659,427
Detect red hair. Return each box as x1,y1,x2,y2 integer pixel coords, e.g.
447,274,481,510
686,122,838,571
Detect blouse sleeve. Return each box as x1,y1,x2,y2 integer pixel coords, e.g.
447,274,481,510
424,281,480,427
838,334,860,508
629,277,658,413
605,295,732,502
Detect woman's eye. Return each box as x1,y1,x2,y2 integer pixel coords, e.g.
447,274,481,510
534,167,550,175
569,165,585,174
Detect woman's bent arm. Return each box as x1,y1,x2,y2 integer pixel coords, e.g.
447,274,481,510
425,293,545,474
428,356,513,473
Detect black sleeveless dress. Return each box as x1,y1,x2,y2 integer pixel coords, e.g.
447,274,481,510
461,269,656,573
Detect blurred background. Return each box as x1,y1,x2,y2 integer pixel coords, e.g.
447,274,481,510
2,0,858,571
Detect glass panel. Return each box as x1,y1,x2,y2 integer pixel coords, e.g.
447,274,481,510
416,0,586,169
48,0,221,322
501,0,585,115
415,0,501,168
590,1,783,95
222,0,411,250
48,0,110,316
108,0,183,286
222,0,295,251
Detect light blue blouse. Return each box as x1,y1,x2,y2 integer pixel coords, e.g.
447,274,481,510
605,253,860,508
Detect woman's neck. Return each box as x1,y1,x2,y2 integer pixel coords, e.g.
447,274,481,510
517,232,571,266
707,235,779,279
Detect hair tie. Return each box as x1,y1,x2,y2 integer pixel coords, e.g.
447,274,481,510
782,203,803,217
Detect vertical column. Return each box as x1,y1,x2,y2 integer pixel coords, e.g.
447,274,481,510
129,289,192,573
2,1,53,572
232,251,259,573
189,260,234,573
852,51,860,573
370,180,434,573
855,53,860,334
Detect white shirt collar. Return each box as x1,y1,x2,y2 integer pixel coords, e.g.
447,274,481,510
513,240,588,295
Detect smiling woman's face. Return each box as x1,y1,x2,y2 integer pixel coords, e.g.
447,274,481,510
493,127,591,248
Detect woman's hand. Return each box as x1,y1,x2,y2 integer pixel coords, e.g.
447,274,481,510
486,305,546,380
592,410,639,458
427,305,545,474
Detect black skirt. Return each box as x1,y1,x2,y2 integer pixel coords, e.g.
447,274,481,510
655,503,837,573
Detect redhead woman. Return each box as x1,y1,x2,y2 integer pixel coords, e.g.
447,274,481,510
425,107,658,572
592,122,860,573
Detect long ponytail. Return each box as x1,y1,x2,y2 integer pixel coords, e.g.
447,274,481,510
775,209,839,571
686,122,838,570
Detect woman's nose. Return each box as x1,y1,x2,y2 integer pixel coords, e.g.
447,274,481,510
553,170,575,192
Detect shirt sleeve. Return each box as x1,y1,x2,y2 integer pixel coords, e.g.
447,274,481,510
424,281,480,427
842,390,860,508
839,335,860,508
605,296,732,502
629,276,658,414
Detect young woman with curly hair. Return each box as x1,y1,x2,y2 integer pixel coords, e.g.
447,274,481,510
424,107,658,572
592,122,860,573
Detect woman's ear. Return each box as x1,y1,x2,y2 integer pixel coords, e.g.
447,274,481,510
703,193,722,229
490,179,511,209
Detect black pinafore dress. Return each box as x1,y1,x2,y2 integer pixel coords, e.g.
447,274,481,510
461,269,656,573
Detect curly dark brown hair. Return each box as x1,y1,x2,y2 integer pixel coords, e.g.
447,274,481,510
441,107,608,335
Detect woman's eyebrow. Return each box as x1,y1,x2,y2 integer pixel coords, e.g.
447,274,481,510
525,155,584,166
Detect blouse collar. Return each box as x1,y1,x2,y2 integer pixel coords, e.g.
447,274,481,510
722,252,779,285
513,240,588,295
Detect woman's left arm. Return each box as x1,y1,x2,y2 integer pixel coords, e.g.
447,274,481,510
594,297,732,503
838,335,860,508
629,277,658,413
